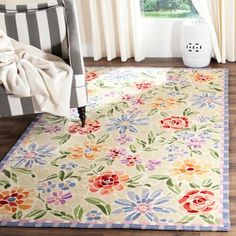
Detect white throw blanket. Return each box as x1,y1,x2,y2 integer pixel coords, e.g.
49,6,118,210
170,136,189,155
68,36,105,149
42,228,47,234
0,30,73,117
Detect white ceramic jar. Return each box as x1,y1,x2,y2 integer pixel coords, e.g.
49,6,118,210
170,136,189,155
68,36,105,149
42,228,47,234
181,19,212,68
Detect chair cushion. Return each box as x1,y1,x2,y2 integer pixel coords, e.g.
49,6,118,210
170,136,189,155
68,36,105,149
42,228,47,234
0,1,68,59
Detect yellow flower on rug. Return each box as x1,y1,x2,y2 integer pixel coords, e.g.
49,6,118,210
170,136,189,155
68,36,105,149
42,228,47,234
170,158,211,182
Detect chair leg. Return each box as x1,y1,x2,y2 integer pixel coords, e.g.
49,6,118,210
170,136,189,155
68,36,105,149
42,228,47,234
77,106,86,127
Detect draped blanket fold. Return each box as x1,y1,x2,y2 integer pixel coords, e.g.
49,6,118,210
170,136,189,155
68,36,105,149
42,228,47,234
0,30,73,117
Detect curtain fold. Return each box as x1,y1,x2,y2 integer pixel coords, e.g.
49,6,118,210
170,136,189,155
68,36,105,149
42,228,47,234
88,0,145,62
192,0,236,63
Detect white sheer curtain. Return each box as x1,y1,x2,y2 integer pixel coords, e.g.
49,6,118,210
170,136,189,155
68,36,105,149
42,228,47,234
88,0,145,62
192,0,236,63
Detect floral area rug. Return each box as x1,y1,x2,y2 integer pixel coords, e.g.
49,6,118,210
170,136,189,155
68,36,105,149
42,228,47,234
0,67,230,231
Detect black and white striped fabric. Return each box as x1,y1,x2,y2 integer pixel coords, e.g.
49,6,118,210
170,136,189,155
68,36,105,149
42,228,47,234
0,0,68,59
0,0,87,117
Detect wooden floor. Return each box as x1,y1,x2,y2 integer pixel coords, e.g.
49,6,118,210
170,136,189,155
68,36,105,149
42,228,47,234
0,58,235,236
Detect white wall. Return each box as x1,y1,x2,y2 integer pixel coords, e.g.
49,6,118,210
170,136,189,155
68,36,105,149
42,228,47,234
0,0,186,58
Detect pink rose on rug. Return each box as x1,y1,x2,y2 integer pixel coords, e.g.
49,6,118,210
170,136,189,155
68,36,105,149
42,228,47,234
160,116,189,130
68,120,101,135
135,82,152,90
179,190,215,213
46,191,72,205
88,171,130,195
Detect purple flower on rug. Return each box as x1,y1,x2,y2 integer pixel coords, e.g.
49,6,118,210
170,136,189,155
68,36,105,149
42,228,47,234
43,125,62,134
116,134,133,145
191,93,222,109
106,148,127,160
145,160,161,171
58,181,76,191
13,143,56,169
106,112,149,134
86,210,102,221
46,191,72,205
113,189,175,222
60,162,78,171
187,137,206,149
37,181,56,193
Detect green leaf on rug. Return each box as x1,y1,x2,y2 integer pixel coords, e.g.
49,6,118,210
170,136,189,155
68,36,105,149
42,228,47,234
149,175,169,180
10,167,35,178
64,171,74,179
128,174,143,182
136,138,147,148
211,168,220,175
107,108,114,118
85,197,111,215
183,108,199,116
96,166,105,172
2,169,18,183
25,209,47,220
136,164,145,172
51,210,74,220
74,205,83,220
38,174,58,183
147,109,158,116
87,133,96,140
166,178,182,194
59,170,65,181
129,144,137,153
96,134,110,144
211,184,220,190
12,210,23,220
106,160,114,166
0,180,11,189
177,215,195,224
51,154,68,167
190,148,202,156
160,112,169,117
209,149,220,159
199,214,217,224
52,134,71,145
148,131,156,144
189,182,200,189
202,178,213,188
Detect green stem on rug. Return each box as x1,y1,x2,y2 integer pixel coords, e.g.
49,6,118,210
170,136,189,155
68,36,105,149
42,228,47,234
36,193,45,203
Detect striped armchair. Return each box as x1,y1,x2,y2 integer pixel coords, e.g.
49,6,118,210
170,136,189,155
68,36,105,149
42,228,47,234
0,0,87,126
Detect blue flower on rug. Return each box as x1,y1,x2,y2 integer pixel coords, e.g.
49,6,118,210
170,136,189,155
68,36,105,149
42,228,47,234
86,210,102,221
58,180,76,190
60,162,78,171
37,181,56,193
113,189,176,222
191,93,222,108
106,112,149,134
13,143,56,169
